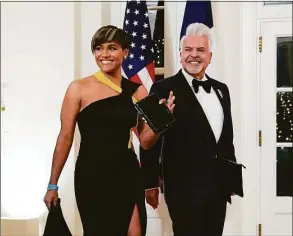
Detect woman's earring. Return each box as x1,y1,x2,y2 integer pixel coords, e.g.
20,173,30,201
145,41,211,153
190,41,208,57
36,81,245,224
124,56,127,59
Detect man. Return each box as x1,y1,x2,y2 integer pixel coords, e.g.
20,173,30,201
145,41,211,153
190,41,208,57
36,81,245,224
141,22,237,236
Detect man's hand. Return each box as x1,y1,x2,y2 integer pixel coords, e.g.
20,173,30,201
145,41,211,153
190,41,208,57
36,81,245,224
145,188,159,209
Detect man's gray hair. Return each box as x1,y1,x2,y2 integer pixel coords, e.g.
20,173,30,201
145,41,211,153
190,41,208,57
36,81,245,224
179,23,213,51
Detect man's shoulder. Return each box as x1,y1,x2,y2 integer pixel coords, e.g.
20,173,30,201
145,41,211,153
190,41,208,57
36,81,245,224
153,71,181,88
150,73,180,97
207,75,229,91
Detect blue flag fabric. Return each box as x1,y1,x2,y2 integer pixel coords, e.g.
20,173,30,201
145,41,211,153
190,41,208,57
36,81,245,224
180,1,213,39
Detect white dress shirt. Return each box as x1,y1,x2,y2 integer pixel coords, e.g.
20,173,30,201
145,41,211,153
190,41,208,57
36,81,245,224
182,69,224,142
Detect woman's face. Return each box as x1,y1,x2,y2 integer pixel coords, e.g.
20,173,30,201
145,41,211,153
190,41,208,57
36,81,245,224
94,41,128,75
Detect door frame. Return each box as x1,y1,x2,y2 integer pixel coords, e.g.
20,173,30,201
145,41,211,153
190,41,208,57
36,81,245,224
259,19,292,235
240,2,292,235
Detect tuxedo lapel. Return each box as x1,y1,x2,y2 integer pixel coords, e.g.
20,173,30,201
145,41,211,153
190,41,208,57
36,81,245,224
174,71,216,144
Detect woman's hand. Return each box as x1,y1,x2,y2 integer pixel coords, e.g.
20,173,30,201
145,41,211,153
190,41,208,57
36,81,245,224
43,190,58,210
159,91,175,113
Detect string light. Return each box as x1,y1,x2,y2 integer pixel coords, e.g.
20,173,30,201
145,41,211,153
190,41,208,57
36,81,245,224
154,38,164,67
276,38,292,197
276,92,293,142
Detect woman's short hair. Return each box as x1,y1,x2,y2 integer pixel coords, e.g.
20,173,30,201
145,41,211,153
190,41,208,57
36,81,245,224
91,25,130,53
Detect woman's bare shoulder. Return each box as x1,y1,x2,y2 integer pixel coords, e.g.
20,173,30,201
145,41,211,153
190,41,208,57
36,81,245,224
69,75,96,89
65,76,92,98
74,75,95,84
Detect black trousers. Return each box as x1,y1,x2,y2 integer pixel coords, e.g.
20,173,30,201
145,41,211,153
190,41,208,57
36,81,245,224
166,191,227,236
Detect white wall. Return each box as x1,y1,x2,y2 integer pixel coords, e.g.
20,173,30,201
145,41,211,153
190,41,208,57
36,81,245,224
1,2,105,235
79,2,103,78
212,2,242,235
1,2,76,234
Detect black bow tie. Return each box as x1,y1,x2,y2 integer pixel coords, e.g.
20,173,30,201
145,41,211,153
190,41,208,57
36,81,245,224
192,79,212,93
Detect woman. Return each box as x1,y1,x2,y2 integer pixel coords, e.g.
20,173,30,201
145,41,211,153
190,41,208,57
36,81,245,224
43,25,175,236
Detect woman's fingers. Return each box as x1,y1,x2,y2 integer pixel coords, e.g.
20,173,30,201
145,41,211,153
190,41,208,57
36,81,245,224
53,198,58,207
44,198,51,210
43,190,58,210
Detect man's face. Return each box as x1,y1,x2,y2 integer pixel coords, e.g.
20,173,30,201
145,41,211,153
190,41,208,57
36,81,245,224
180,35,212,79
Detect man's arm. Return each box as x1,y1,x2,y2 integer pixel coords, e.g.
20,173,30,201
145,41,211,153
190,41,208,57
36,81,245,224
140,138,162,190
140,138,162,209
140,82,165,209
140,81,164,190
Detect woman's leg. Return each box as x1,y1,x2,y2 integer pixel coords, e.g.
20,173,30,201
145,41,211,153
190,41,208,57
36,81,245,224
127,204,142,236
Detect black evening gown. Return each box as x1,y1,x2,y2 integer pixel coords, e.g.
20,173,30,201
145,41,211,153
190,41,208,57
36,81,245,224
74,78,147,236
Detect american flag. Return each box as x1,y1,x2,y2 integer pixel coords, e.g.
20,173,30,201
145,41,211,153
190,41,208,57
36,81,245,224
122,0,155,92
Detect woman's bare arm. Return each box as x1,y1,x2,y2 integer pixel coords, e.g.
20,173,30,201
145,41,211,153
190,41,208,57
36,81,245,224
48,81,81,185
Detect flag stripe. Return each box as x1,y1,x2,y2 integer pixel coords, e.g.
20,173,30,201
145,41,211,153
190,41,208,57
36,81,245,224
137,66,153,92
128,63,155,92
130,74,142,84
146,62,155,82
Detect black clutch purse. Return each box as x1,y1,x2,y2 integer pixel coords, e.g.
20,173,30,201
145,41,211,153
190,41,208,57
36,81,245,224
134,93,175,135
217,158,246,197
43,198,72,236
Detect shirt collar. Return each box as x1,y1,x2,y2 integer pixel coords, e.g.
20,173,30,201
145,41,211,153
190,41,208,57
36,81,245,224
181,68,208,88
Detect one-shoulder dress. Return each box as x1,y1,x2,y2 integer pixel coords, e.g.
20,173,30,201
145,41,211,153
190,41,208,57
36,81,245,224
74,78,146,236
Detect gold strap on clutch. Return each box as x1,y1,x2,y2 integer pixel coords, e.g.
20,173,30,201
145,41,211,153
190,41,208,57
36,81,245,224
93,71,138,149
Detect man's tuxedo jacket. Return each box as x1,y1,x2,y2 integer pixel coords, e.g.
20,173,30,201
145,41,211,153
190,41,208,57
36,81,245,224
140,70,237,203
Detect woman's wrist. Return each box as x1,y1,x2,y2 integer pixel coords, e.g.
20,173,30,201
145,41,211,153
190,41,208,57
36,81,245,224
47,184,59,191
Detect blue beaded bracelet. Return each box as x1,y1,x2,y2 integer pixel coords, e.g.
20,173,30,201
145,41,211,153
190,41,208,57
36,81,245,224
47,184,59,191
